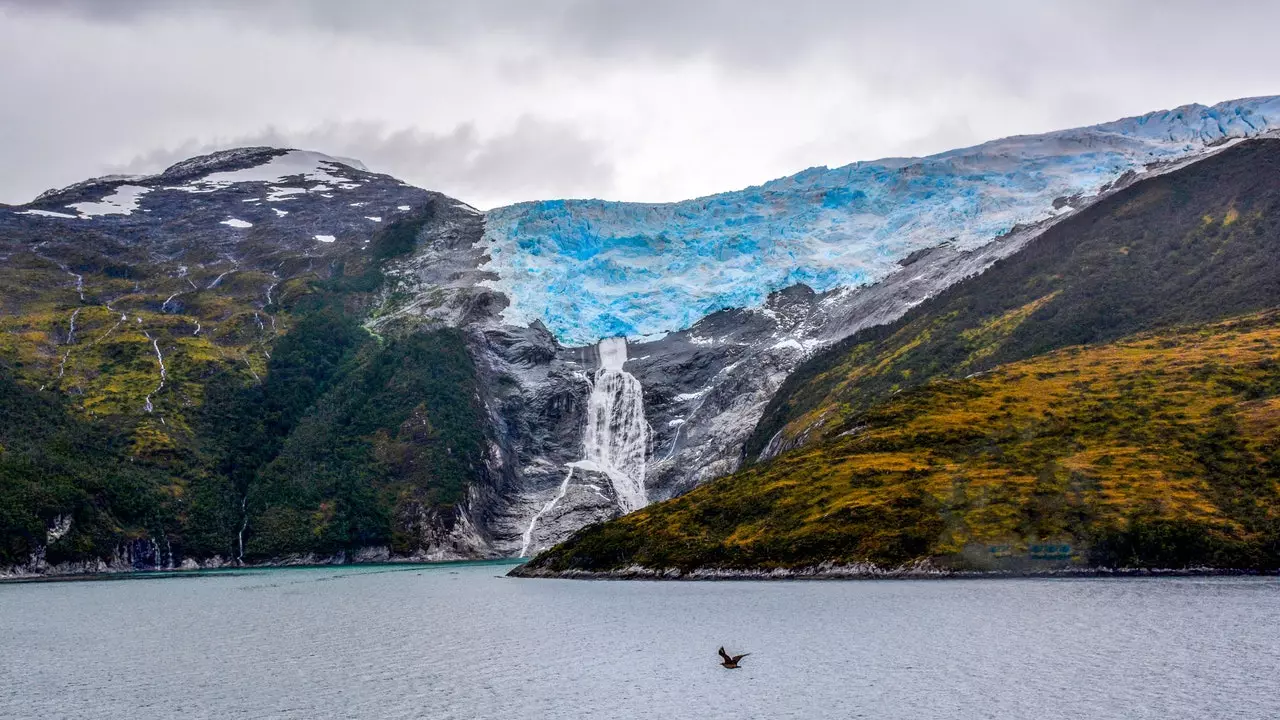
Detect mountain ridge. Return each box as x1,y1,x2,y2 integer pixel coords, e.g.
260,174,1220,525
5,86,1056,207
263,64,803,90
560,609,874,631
482,96,1280,345
5,96,1280,577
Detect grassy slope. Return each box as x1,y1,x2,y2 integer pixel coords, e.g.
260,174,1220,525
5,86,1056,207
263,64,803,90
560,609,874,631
0,205,490,567
748,139,1280,459
527,310,1280,573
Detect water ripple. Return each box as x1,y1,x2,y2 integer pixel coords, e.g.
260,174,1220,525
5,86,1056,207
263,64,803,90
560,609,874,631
1,566,1277,719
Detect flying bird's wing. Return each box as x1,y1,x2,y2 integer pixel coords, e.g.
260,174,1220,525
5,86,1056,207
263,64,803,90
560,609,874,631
731,653,751,663
718,647,731,663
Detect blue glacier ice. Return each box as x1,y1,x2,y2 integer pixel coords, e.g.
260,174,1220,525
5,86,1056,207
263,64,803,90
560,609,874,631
481,97,1280,346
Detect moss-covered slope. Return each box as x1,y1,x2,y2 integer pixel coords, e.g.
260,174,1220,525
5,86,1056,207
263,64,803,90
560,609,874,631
748,139,1280,460
523,310,1280,574
0,196,493,570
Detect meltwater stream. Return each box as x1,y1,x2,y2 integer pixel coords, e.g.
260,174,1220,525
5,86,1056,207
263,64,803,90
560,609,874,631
519,337,649,556
2,566,1278,720
578,337,649,513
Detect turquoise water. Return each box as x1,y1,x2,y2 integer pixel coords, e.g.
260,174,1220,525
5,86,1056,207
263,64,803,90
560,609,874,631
2,563,1277,719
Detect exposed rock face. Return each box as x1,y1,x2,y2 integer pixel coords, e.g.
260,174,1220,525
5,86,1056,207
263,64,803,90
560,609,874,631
4,148,451,270
371,196,1066,557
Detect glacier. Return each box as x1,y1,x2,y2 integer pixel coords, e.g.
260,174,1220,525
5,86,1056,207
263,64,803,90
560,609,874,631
481,96,1280,346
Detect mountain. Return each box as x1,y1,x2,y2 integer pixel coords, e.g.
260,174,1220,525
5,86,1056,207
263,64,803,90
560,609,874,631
0,148,496,573
4,98,1280,576
515,138,1280,577
474,97,1280,555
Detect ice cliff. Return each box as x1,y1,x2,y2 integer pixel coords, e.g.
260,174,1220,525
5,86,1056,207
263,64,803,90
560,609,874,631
481,97,1280,346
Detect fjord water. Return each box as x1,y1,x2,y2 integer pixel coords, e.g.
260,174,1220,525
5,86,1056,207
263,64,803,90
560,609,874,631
2,564,1277,719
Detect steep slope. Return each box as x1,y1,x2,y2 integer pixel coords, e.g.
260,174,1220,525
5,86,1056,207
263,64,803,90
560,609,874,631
518,310,1280,576
750,138,1280,460
8,98,1280,575
0,149,502,574
517,139,1280,576
0,367,172,571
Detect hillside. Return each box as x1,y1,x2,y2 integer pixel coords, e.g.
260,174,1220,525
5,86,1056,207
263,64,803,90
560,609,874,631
518,309,1280,576
518,140,1280,577
0,150,498,573
748,138,1280,460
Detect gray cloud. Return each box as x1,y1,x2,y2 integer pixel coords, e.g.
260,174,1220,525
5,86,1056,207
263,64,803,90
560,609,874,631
3,0,1268,69
2,0,1279,208
109,117,615,209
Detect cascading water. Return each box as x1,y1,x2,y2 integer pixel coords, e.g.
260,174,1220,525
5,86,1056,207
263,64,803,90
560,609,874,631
577,337,649,513
517,337,650,556
518,467,574,558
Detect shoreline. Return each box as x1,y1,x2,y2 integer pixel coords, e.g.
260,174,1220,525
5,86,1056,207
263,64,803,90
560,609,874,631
507,562,1277,581
8,557,1275,584
0,557,522,584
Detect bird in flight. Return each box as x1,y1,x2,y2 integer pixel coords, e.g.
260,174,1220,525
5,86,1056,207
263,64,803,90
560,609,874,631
718,647,750,669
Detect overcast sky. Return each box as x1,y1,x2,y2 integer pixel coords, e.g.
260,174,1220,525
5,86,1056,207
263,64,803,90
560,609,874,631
1,0,1278,209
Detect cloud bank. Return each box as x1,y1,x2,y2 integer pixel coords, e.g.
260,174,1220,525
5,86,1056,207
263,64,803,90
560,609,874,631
2,0,1278,208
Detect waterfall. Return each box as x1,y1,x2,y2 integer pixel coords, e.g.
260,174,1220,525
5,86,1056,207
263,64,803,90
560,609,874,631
578,337,649,514
517,337,650,557
142,331,167,413
237,495,248,565
518,467,574,558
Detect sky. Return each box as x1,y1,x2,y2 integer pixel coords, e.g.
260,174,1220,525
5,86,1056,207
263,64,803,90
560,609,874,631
1,0,1279,210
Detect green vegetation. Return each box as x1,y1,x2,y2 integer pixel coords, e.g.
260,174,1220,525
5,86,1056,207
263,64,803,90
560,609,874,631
750,139,1280,458
0,366,171,567
245,327,485,559
0,198,491,569
528,311,1280,574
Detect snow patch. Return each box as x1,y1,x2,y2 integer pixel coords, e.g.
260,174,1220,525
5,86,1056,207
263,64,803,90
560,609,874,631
193,150,357,188
265,187,306,202
333,155,368,171
314,234,336,243
66,185,151,217
673,387,711,402
220,218,253,229
17,209,78,219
